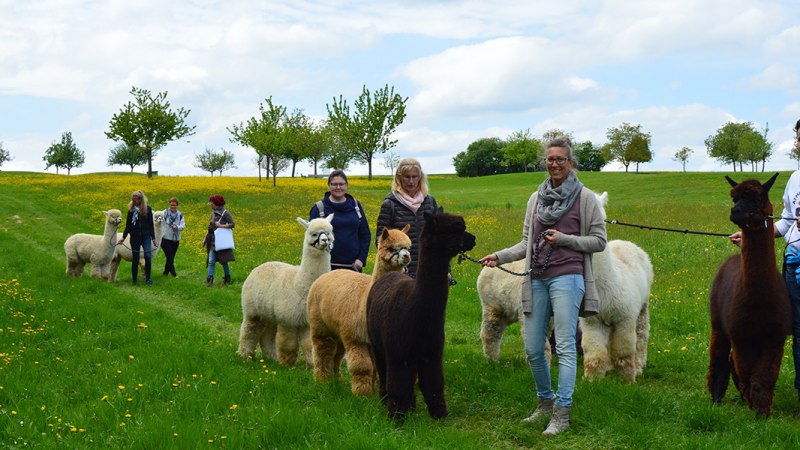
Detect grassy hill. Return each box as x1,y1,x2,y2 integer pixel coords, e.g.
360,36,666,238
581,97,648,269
1,171,799,448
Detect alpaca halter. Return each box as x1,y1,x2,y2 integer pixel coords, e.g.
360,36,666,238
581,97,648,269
310,231,333,251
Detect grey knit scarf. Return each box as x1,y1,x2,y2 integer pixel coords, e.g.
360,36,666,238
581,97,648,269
536,171,583,225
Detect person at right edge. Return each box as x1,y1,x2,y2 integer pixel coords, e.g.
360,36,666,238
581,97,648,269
479,136,607,436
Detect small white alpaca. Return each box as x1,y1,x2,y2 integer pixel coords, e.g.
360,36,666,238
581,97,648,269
238,215,335,366
306,224,411,396
476,258,526,362
64,209,123,282
110,210,165,281
580,193,653,383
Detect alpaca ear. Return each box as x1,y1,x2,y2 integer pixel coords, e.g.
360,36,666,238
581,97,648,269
725,176,738,187
424,211,437,227
103,210,109,216
325,213,334,224
598,192,608,207
296,217,310,229
401,224,411,234
436,206,444,214
380,227,390,243
763,172,779,193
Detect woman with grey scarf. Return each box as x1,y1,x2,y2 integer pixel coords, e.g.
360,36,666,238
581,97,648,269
160,197,185,277
117,190,157,286
480,137,606,436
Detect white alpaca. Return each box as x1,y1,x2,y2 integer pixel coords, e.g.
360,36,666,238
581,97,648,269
238,215,335,366
580,193,653,383
110,210,165,281
476,192,653,382
306,225,411,396
64,210,123,282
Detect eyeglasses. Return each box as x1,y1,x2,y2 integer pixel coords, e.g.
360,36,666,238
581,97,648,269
329,183,347,188
545,157,570,165
401,175,420,181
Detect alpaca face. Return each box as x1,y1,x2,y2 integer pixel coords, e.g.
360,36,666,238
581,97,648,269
377,225,412,270
298,215,335,252
153,210,164,224
105,209,123,226
726,174,777,231
423,211,476,256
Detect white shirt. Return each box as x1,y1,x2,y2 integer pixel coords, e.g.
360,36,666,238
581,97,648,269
775,170,800,253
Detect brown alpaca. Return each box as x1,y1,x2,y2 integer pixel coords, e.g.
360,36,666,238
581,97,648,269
367,209,476,420
306,225,412,396
708,173,791,417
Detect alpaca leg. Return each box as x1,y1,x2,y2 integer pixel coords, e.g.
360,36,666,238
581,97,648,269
311,330,339,381
258,322,278,361
418,357,449,419
67,259,83,277
237,316,266,359
300,328,313,366
580,318,611,381
385,361,417,420
609,319,639,383
480,310,508,363
276,326,299,366
634,304,650,376
707,327,731,403
333,342,346,376
373,347,388,403
748,347,783,417
109,257,121,282
89,258,102,279
344,343,375,396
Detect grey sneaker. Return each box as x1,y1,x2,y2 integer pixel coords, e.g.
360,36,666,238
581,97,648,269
542,404,570,436
521,397,554,423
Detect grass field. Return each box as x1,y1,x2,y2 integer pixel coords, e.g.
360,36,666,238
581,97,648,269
1,170,799,449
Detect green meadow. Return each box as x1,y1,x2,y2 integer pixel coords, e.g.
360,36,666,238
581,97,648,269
1,171,799,449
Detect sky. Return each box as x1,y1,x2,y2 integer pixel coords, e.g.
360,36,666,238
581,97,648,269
2,0,800,177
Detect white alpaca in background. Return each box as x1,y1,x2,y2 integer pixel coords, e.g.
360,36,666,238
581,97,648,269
238,215,334,366
476,259,526,362
580,193,653,383
64,209,123,282
110,210,165,281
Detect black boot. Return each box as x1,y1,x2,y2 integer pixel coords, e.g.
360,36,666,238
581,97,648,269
224,275,231,285
206,276,214,287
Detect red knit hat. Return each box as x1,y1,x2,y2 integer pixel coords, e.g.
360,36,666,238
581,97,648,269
209,195,225,207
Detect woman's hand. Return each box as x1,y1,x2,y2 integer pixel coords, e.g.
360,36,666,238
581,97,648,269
352,259,364,272
480,254,499,267
543,229,559,246
215,221,225,228
152,239,158,248
117,238,124,245
729,231,742,247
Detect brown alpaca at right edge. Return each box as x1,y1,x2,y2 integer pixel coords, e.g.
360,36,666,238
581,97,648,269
367,208,476,420
708,173,791,417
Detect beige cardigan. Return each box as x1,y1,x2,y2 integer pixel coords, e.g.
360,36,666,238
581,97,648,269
495,187,607,317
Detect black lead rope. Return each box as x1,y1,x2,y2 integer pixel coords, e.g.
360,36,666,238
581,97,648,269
603,219,731,237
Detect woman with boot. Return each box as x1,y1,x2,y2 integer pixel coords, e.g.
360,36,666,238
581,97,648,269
117,190,157,286
480,136,606,436
202,195,235,287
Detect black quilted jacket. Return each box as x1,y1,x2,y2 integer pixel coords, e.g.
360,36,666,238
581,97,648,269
374,192,438,277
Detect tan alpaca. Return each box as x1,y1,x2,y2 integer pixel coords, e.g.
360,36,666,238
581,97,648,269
307,224,411,396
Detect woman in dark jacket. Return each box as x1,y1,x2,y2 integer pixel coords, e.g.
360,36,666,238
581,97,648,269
202,195,235,287
375,158,438,278
117,190,157,285
309,170,371,271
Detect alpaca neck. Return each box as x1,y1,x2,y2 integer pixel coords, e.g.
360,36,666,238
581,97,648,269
371,261,395,280
104,220,119,246
297,246,331,287
412,245,451,313
740,225,777,293
154,221,164,242
590,244,616,281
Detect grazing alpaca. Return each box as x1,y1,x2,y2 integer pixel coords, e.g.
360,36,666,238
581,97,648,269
708,174,791,417
367,209,476,419
64,210,123,281
307,224,412,396
110,210,165,281
238,215,334,366
580,192,653,383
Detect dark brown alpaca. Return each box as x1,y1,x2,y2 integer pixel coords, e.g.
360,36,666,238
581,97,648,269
708,173,791,417
366,208,476,420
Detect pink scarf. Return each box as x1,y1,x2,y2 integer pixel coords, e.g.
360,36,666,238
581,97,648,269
395,190,424,213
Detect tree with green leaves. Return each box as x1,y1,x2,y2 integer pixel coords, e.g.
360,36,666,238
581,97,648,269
106,87,196,178
322,131,353,172
602,123,652,173
791,139,800,170
229,97,288,186
0,141,11,170
453,137,506,177
573,141,606,172
326,84,407,180
705,121,771,172
107,143,148,172
673,147,693,172
43,131,85,175
283,109,313,178
194,147,236,176
303,122,331,177
503,129,541,172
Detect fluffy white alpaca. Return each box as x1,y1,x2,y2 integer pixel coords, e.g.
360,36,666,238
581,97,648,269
238,215,335,366
580,193,653,383
110,210,164,281
64,209,123,282
306,225,411,396
476,258,527,362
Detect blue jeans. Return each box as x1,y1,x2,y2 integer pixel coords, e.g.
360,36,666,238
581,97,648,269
207,251,230,278
523,274,584,408
784,262,800,396
130,234,152,283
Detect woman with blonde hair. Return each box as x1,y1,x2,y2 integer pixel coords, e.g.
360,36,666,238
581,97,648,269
117,190,157,285
375,157,438,278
